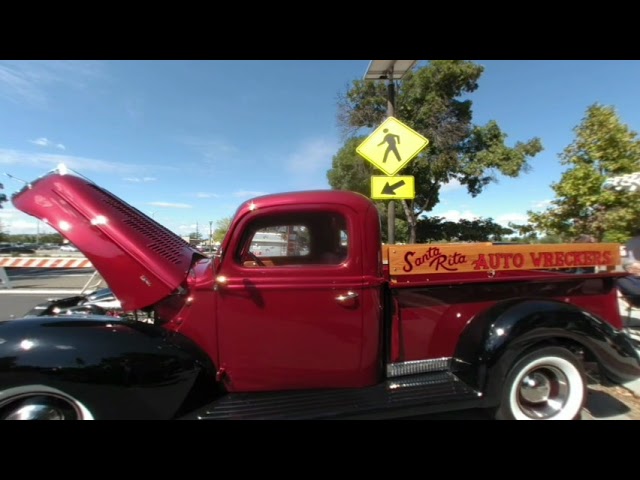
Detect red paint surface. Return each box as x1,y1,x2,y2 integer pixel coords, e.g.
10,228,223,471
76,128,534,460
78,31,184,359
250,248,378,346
391,276,624,361
165,258,220,368
215,192,383,392
12,173,201,311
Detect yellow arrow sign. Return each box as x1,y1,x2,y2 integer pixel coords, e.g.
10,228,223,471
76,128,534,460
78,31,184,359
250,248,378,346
371,175,415,200
357,117,429,176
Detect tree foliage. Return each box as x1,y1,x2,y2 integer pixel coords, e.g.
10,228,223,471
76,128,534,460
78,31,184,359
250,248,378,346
213,216,232,243
188,231,203,242
329,60,543,243
415,216,513,243
3,233,64,244
527,104,640,243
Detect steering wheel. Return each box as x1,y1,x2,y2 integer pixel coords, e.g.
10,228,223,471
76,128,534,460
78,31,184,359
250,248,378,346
243,251,265,266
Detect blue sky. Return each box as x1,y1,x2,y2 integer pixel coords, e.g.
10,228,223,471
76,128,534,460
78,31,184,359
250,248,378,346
1,60,640,237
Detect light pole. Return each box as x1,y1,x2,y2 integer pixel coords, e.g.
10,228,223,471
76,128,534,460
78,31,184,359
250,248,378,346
209,220,213,252
363,60,417,244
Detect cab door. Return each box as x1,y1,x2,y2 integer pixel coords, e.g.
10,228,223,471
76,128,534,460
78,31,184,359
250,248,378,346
216,206,366,392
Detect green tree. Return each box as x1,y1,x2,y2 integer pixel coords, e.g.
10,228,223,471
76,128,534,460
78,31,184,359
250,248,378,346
213,217,232,243
329,60,543,243
415,216,513,242
188,231,203,244
527,104,640,243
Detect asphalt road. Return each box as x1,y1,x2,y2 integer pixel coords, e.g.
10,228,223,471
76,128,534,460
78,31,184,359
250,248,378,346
1,293,54,320
1,267,100,319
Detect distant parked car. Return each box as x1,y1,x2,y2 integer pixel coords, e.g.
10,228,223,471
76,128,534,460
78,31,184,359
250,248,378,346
60,245,79,252
0,246,36,254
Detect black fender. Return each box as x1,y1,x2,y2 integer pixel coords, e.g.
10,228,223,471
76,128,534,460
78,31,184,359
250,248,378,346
0,316,220,419
452,298,640,406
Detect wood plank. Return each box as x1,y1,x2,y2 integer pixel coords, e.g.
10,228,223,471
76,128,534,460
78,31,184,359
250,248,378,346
387,243,621,276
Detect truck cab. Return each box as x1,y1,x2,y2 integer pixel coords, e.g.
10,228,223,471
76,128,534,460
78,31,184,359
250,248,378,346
209,190,384,391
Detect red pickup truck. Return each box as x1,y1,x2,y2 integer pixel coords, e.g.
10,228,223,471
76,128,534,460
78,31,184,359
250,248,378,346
1,167,639,420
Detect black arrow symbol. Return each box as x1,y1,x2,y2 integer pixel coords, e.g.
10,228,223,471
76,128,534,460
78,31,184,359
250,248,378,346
381,180,406,195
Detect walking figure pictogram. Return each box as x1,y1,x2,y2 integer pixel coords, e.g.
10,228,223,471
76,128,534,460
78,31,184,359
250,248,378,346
378,129,401,163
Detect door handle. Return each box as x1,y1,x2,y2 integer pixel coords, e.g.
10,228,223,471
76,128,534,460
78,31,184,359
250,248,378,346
336,291,358,302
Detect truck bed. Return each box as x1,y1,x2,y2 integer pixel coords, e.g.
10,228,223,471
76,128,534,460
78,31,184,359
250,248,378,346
382,242,626,363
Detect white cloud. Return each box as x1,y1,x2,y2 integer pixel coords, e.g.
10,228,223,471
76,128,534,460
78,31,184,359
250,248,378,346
194,192,220,199
29,137,66,150
233,190,266,198
495,213,529,226
0,210,56,235
124,176,157,183
0,60,107,107
147,201,192,209
531,199,552,210
286,138,339,189
178,224,198,231
178,136,238,161
440,178,463,192
437,209,480,222
30,137,50,147
125,98,144,121
4,219,37,233
0,65,42,105
0,149,178,176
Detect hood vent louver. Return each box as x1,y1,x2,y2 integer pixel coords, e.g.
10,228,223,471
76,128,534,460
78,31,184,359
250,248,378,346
87,184,191,266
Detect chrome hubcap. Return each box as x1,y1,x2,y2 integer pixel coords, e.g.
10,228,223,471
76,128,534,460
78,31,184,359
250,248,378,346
1,395,80,420
520,372,552,403
517,366,569,419
5,403,65,420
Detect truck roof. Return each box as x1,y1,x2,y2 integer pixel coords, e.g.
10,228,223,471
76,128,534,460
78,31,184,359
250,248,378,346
236,190,375,215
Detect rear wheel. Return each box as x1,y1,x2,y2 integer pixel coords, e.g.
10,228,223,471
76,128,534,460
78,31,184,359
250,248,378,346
0,386,94,420
495,346,586,420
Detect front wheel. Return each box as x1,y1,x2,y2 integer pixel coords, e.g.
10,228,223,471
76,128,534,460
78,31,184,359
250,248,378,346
495,346,586,420
0,385,94,420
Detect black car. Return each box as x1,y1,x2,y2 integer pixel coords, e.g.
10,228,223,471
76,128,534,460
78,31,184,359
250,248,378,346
0,246,36,254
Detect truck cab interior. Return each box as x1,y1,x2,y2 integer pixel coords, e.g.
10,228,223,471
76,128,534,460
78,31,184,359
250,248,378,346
238,212,349,268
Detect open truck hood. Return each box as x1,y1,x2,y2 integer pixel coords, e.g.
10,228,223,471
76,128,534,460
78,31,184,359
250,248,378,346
12,168,204,311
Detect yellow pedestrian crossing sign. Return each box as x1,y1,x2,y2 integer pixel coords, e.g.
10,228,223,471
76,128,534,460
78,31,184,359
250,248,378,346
357,116,429,176
371,175,415,200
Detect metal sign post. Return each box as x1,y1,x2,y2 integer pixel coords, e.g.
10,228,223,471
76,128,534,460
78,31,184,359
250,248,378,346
0,267,11,289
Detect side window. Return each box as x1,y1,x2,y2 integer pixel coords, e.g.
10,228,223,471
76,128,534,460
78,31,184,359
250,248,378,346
249,225,310,258
237,212,349,267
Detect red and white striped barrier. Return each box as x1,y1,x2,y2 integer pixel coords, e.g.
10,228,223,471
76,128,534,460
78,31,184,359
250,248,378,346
0,257,93,268
0,257,95,289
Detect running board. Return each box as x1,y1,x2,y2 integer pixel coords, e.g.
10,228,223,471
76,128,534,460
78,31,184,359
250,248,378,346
182,372,482,420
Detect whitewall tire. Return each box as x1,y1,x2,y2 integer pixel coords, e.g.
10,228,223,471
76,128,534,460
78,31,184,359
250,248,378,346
496,347,586,420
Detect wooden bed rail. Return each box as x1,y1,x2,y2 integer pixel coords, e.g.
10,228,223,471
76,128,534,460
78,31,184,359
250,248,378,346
382,243,621,276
